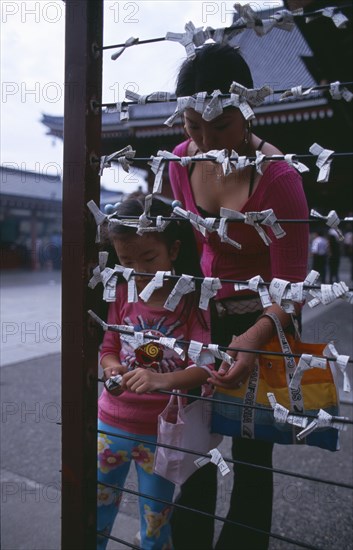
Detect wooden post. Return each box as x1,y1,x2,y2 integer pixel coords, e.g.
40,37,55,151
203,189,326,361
61,1,103,548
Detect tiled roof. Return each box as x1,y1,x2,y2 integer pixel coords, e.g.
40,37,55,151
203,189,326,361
0,166,122,205
42,12,325,140
0,166,62,201
232,17,316,90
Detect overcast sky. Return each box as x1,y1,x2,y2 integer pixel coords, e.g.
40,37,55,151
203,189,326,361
1,0,278,192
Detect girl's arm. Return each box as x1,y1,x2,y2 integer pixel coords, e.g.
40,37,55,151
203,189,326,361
121,365,210,394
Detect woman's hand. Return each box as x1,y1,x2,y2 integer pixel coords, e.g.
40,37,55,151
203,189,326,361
207,335,257,389
122,368,166,394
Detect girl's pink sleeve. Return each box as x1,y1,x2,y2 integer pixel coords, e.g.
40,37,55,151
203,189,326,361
99,295,122,363
264,167,309,283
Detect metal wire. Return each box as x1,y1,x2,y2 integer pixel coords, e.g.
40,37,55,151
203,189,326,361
97,480,328,550
95,319,353,368
97,428,353,490
99,4,353,53
95,377,353,425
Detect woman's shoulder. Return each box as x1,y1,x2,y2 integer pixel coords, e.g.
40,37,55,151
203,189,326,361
172,139,192,156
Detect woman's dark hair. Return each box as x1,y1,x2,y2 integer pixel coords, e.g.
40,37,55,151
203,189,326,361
175,43,253,96
110,194,203,278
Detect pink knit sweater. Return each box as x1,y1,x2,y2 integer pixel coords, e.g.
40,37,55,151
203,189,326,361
169,139,309,299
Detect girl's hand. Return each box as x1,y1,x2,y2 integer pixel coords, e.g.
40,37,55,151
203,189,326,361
102,364,126,381
122,368,165,394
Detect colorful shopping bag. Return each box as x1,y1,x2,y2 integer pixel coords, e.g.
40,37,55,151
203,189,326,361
211,314,341,451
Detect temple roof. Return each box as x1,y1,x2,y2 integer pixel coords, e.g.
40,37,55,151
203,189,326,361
42,16,327,142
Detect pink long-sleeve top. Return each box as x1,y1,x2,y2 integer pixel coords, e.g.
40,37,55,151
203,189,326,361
169,139,309,299
99,284,212,435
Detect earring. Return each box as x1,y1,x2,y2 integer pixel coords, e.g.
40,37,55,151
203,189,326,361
244,121,252,145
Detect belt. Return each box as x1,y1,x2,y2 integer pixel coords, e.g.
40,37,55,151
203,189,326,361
214,296,263,317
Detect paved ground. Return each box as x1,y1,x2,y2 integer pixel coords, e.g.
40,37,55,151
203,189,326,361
0,262,352,550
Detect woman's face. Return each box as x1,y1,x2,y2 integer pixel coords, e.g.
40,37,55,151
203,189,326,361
183,107,247,153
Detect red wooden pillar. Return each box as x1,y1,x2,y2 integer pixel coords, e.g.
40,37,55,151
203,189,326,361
61,1,103,548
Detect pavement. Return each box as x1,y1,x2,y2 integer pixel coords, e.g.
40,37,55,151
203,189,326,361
0,261,352,550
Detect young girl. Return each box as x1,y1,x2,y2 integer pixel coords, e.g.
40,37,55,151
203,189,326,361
97,195,213,550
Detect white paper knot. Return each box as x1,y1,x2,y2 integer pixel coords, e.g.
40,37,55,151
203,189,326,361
229,82,273,106
297,409,347,441
233,4,295,36
165,21,213,59
280,85,315,101
188,340,206,366
284,154,310,174
115,265,138,303
234,275,272,309
244,211,276,246
310,209,344,240
99,146,136,175
88,252,109,289
205,344,234,366
309,143,334,182
125,90,172,105
156,337,185,359
217,208,243,249
116,102,129,122
329,81,353,102
173,205,218,238
324,342,351,393
148,151,180,194
139,271,171,302
199,277,222,310
267,393,308,428
269,277,291,307
111,36,139,60
321,7,349,29
308,281,350,308
194,448,230,476
289,354,327,391
164,274,195,312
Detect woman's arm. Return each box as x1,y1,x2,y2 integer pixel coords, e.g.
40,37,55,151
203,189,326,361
210,166,308,389
209,303,299,388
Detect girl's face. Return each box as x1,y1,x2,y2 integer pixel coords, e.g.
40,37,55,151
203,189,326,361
184,107,246,153
113,233,180,291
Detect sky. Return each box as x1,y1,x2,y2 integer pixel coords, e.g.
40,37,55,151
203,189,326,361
1,0,279,192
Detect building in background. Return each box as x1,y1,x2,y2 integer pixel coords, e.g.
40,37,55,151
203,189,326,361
41,6,352,215
0,165,124,270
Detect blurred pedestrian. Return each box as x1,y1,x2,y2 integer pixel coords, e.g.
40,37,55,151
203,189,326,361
343,226,353,281
311,230,329,283
328,229,341,283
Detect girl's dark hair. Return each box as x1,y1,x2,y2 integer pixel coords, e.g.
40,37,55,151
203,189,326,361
110,194,203,278
110,194,208,329
175,43,253,96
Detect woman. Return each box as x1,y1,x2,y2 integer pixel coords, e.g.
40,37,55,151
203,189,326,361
168,44,309,550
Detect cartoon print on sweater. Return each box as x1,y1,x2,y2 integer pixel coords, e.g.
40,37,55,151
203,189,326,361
120,315,185,373
143,504,171,538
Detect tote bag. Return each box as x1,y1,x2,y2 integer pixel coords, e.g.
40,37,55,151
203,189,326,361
212,313,341,451
154,393,223,485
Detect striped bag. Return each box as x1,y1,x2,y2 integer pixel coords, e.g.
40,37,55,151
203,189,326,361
211,313,342,451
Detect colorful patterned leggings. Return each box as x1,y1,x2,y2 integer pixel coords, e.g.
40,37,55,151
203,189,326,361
97,420,175,550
